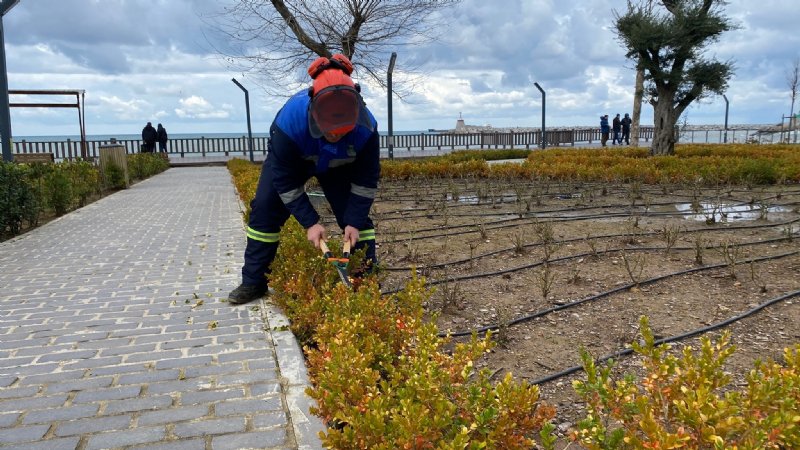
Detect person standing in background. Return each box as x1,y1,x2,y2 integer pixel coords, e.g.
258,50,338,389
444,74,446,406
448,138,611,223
600,115,610,147
621,113,632,145
157,123,168,152
141,122,157,153
612,113,622,145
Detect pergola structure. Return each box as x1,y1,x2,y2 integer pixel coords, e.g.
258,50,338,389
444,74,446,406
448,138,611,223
10,89,88,158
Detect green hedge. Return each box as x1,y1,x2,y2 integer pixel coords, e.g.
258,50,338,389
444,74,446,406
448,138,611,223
1,153,169,239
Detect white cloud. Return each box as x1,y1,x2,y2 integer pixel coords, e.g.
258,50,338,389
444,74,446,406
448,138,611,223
4,0,800,136
174,96,230,120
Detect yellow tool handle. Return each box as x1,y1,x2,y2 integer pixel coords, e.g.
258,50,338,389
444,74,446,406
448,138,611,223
319,240,330,255
342,240,351,258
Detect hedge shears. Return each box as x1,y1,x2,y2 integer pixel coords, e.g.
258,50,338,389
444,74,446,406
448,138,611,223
319,240,352,288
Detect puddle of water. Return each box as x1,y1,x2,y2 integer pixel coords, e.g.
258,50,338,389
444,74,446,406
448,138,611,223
674,202,790,222
554,193,583,200
447,194,480,204
446,193,521,204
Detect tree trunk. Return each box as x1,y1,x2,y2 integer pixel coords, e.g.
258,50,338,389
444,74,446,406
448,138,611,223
631,67,645,147
651,97,678,155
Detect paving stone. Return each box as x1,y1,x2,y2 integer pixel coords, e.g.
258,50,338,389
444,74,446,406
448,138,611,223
22,404,100,424
180,388,246,405
117,369,182,385
129,439,207,450
63,356,124,370
0,386,40,399
15,370,86,386
0,412,20,428
173,417,246,438
253,411,289,430
43,377,114,394
84,426,166,449
73,385,142,403
183,362,244,379
54,413,129,438
0,394,68,412
0,436,81,450
126,350,184,363
137,405,210,426
211,430,288,450
0,424,49,444
217,370,280,386
103,395,174,415
99,343,158,357
154,355,213,370
214,397,283,416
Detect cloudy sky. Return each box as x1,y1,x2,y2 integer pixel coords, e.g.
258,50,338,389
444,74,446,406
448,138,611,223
3,0,799,138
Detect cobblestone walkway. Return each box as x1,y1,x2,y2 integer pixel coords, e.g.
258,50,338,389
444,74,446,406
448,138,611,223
0,167,323,450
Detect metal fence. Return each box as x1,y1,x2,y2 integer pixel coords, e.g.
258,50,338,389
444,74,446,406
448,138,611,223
10,126,793,161
11,135,271,161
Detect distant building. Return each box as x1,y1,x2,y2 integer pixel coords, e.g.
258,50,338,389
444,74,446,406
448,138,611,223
455,112,466,133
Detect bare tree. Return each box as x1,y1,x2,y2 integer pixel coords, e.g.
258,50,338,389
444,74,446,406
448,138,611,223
788,57,799,142
204,0,461,96
628,0,659,148
615,0,736,156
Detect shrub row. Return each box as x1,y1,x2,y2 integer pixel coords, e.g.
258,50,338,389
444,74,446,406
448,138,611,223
379,144,800,185
573,317,799,449
1,153,169,239
267,219,556,448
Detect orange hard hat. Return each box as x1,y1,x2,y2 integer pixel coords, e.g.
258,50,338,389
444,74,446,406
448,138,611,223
307,54,362,138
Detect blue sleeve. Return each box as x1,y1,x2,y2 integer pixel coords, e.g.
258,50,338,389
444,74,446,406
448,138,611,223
268,124,320,228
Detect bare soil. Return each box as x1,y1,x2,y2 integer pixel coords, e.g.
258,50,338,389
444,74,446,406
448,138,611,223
357,176,800,446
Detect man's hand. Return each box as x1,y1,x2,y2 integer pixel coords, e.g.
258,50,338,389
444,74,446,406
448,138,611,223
306,223,326,248
343,225,359,248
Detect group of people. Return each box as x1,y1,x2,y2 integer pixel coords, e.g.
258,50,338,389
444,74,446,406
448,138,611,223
141,122,168,153
600,113,632,147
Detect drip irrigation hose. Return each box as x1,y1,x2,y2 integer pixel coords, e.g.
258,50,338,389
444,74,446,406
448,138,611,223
380,201,800,244
439,249,800,338
384,217,800,272
529,288,800,386
375,180,800,221
381,234,799,295
376,181,800,208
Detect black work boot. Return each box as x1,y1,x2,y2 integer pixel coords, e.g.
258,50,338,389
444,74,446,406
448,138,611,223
228,284,267,305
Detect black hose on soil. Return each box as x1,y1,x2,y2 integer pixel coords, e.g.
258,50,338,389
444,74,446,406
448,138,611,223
385,219,800,272
529,288,800,386
441,250,800,338
382,235,798,294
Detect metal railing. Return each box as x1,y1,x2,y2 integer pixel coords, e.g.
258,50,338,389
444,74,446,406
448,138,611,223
11,136,270,161
11,126,793,161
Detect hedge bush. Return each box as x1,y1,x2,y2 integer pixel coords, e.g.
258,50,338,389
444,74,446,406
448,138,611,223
0,161,38,235
267,218,556,449
572,317,799,449
1,153,169,239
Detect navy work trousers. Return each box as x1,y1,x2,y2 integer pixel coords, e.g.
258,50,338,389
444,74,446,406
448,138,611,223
241,161,376,287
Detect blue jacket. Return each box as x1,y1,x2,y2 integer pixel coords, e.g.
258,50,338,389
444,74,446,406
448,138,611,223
266,90,380,229
600,117,610,133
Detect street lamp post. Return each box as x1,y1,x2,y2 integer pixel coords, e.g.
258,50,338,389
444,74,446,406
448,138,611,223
533,82,545,149
722,94,729,144
387,52,397,160
231,78,254,163
1,0,21,162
